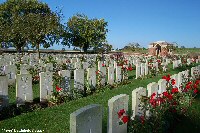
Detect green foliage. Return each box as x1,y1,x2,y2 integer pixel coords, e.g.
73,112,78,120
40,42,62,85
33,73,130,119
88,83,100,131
64,14,108,52
94,43,113,53
121,42,140,52
0,0,64,56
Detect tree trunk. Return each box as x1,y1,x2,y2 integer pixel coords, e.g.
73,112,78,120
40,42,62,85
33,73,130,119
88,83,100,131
16,46,22,64
22,45,25,57
37,43,40,59
83,45,88,53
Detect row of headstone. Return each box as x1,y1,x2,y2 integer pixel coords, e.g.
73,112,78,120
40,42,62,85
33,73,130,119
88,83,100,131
0,65,124,108
0,53,180,71
69,65,200,133
0,71,53,107
0,53,197,79
135,63,149,79
173,60,182,69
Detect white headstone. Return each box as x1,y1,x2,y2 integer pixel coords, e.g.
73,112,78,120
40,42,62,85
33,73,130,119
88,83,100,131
20,64,30,74
172,60,177,69
0,76,9,110
132,87,147,118
82,62,89,70
98,61,104,70
75,62,82,69
108,94,129,133
98,66,106,86
58,70,71,91
191,67,197,79
147,82,158,97
71,58,77,63
16,74,33,106
74,69,84,90
39,72,53,102
70,104,103,133
144,63,148,75
146,82,158,117
115,66,122,83
135,64,141,79
170,74,178,88
177,72,184,91
158,79,167,95
108,67,114,85
87,68,96,90
5,65,16,85
45,63,53,72
140,63,145,76
0,65,5,75
155,62,159,71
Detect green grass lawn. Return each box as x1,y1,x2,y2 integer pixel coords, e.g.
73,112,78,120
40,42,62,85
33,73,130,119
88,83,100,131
1,64,199,133
174,48,200,55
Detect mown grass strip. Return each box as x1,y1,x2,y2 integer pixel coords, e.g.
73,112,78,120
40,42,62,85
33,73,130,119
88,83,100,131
0,64,198,133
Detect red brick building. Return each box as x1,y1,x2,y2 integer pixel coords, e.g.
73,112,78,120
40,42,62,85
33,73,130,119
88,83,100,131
148,41,172,56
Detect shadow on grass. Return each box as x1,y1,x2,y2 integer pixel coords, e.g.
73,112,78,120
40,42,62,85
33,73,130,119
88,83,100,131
171,115,200,133
129,75,135,80
170,94,200,133
0,97,48,121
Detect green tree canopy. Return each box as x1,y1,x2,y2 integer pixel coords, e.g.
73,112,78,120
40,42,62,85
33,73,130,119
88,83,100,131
94,42,113,53
121,42,140,52
64,14,108,52
0,0,64,57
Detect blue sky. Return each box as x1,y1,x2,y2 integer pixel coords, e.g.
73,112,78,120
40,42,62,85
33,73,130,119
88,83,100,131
1,0,200,49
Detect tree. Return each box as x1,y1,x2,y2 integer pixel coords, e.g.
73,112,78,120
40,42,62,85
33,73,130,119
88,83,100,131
181,46,185,49
121,42,140,52
94,42,113,53
0,0,64,58
64,14,108,52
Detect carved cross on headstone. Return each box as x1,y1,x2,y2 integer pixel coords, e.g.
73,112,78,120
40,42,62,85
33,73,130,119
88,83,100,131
8,72,12,79
21,76,29,101
0,66,5,75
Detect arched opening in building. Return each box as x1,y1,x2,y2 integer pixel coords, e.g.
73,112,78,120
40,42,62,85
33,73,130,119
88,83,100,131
155,44,161,55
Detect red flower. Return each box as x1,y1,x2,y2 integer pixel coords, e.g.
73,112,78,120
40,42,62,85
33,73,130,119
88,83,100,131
157,60,161,63
194,89,198,94
186,84,191,89
162,76,167,80
128,66,133,71
162,74,171,82
195,80,200,85
102,63,105,67
167,94,173,100
193,84,198,89
56,86,62,92
172,101,177,105
118,109,125,118
96,70,100,75
140,115,145,124
171,88,179,93
150,99,156,108
171,79,176,85
151,93,156,99
182,88,188,92
163,91,169,97
121,116,129,124
157,97,164,105
187,81,193,85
